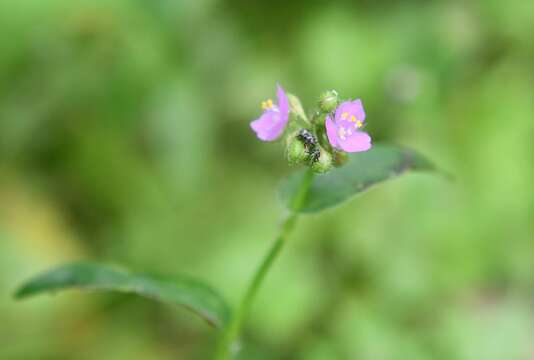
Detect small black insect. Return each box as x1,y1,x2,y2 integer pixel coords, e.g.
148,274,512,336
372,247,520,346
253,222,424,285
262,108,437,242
296,129,317,148
309,147,320,162
296,129,320,163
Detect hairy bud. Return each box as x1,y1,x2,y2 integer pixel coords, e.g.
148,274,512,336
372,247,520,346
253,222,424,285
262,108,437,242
318,90,339,113
286,135,308,165
311,147,333,173
333,151,348,167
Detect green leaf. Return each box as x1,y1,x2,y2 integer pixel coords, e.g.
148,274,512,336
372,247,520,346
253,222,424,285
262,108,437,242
280,144,436,213
14,262,231,328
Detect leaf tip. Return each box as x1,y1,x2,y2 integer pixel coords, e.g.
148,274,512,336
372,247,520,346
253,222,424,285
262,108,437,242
13,283,31,300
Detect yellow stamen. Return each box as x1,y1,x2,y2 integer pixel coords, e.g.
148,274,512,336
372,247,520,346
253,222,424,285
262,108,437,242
341,112,349,120
261,99,274,110
347,114,363,128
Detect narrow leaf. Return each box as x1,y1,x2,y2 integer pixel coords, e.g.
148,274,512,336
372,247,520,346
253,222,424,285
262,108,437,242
15,262,231,328
280,144,436,213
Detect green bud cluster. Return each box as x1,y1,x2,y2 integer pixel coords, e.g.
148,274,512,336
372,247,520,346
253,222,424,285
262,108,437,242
284,89,345,174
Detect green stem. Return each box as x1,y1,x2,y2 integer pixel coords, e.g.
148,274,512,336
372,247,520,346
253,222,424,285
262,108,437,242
215,169,315,360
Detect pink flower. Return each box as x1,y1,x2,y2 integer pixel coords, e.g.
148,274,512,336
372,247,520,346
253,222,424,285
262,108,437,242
325,99,372,152
250,85,290,141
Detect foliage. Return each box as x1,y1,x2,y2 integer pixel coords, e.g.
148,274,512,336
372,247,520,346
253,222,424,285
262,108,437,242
1,0,534,359
15,262,231,328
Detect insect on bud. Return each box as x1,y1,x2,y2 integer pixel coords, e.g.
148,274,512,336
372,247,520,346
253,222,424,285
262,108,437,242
311,147,333,173
286,135,308,165
318,90,339,113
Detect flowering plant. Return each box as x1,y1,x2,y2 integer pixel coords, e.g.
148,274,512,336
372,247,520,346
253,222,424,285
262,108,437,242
251,85,372,174
14,85,436,359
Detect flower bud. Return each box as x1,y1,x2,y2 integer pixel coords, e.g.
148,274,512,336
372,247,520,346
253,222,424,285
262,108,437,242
287,93,309,123
333,151,348,167
286,135,308,165
318,90,339,113
311,147,333,173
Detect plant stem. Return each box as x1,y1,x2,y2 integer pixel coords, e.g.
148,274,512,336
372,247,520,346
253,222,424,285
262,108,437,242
215,169,315,360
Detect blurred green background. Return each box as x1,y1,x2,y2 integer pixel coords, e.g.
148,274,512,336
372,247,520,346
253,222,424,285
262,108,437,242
1,0,534,359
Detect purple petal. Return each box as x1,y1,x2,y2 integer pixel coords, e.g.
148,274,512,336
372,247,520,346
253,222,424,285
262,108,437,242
337,119,356,130
334,101,354,122
250,111,286,141
276,84,289,121
334,99,366,124
338,131,372,153
350,99,366,123
325,115,340,149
